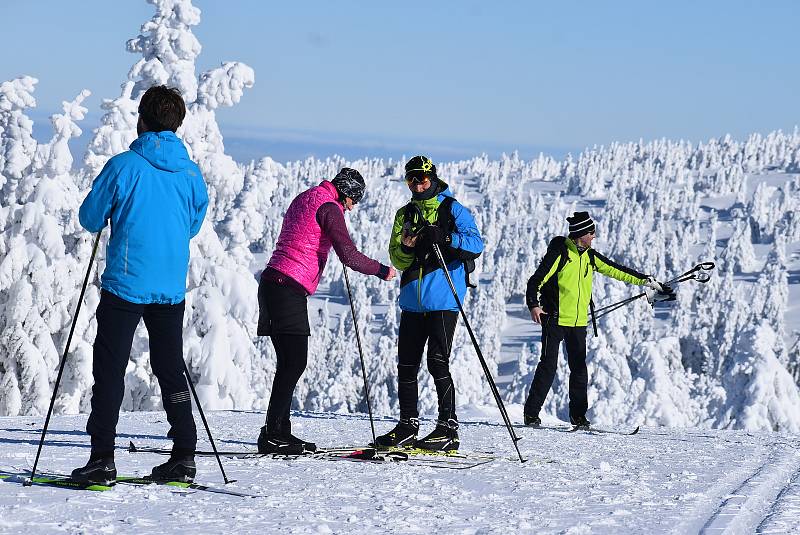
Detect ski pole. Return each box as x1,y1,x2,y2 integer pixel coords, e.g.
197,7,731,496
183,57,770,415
181,361,234,484
592,261,716,321
593,293,646,320
589,299,598,337
664,262,715,286
27,232,102,485
431,243,526,463
342,266,378,446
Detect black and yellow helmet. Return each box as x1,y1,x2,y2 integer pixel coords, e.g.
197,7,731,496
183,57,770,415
404,155,437,183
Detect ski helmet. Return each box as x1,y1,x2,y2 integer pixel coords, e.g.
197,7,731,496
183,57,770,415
331,167,366,203
404,155,437,183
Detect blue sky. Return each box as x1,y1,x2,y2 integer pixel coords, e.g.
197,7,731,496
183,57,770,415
3,1,799,162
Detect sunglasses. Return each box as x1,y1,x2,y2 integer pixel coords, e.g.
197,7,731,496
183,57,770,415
405,173,432,185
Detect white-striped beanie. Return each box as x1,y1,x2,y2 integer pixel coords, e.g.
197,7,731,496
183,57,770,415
567,211,595,239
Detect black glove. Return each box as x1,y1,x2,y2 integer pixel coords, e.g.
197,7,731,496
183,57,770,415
420,225,451,246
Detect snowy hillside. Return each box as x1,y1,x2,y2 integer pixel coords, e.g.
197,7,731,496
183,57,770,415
1,0,800,435
3,410,800,534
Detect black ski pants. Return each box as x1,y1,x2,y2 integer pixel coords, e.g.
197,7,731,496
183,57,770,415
397,310,459,423
258,277,311,435
524,317,588,420
86,290,196,454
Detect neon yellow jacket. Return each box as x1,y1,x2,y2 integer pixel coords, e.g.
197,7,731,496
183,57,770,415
525,236,648,327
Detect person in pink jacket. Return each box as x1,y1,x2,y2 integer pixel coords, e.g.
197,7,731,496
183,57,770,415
256,168,396,453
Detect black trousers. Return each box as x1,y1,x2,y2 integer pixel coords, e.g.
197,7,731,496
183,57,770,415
397,310,459,422
524,317,588,420
258,277,311,435
86,290,196,453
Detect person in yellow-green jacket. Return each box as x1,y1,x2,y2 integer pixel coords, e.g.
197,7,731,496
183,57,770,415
523,211,668,429
373,155,483,452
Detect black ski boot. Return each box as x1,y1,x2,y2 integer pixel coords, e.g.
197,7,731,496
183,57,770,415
415,419,459,452
524,413,541,427
71,453,116,486
283,431,317,452
150,451,196,483
372,417,419,448
257,426,314,454
570,415,591,429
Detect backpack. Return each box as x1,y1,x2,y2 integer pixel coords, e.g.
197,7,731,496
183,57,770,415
402,196,480,288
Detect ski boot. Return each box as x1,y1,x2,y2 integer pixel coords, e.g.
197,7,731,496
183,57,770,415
372,417,419,449
415,419,459,452
150,451,196,483
524,413,541,427
257,426,315,454
570,415,591,429
282,431,317,453
71,453,116,486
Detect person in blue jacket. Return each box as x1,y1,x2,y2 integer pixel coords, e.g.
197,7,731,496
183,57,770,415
71,86,208,485
374,155,484,451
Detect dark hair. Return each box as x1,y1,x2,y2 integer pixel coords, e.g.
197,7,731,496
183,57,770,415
138,85,186,132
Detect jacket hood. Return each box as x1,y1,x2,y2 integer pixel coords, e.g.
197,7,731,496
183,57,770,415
130,131,191,172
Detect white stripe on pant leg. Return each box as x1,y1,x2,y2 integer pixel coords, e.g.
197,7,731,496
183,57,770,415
169,391,191,404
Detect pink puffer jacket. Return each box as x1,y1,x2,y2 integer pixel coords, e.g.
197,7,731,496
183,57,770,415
267,181,343,295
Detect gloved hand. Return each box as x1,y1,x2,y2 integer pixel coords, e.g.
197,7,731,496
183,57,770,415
644,276,667,292
420,225,451,246
644,277,676,305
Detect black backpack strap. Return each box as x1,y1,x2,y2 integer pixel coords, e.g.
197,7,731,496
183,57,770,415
586,248,598,337
549,236,570,274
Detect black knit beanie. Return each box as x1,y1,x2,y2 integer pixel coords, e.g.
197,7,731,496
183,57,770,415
567,211,596,239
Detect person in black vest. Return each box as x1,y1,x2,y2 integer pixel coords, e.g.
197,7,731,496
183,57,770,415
374,156,483,452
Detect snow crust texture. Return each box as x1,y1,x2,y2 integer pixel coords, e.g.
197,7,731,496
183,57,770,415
2,0,800,435
3,411,800,534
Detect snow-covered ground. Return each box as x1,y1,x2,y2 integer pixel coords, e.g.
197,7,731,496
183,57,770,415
2,409,800,534
3,2,800,531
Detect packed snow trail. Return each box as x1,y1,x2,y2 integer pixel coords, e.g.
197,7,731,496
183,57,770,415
2,410,800,534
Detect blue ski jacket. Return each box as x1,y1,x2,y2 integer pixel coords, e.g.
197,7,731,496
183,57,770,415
79,131,208,304
389,185,484,312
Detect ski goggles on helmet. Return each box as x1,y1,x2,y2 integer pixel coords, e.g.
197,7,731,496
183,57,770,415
405,171,432,185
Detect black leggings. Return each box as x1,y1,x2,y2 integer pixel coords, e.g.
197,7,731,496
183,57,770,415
258,276,311,435
265,334,308,434
397,310,459,422
524,317,588,419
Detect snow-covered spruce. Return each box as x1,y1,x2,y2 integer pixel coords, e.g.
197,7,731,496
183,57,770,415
0,0,799,433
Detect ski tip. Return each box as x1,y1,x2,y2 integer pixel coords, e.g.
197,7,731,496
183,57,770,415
630,426,641,435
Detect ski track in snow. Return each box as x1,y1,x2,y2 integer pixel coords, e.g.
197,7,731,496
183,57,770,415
2,411,800,534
